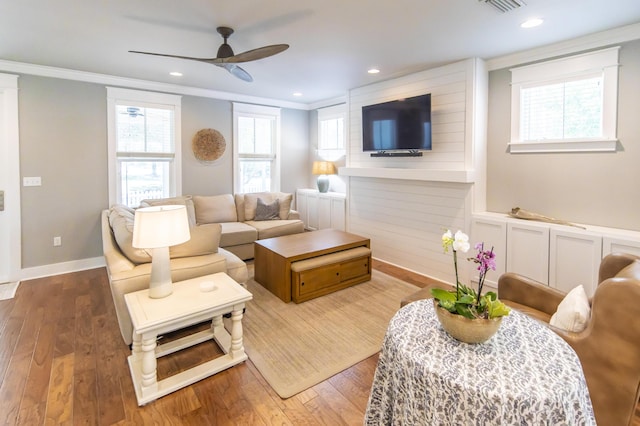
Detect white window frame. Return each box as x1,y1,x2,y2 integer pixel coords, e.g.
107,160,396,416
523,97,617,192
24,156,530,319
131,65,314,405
509,47,619,153
232,102,281,194
317,103,346,160
106,87,182,206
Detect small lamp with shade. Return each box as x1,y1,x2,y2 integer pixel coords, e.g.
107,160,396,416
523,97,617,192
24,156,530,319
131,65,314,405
312,161,337,193
132,205,191,299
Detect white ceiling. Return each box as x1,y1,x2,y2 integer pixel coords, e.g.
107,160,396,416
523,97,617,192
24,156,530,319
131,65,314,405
1,0,640,106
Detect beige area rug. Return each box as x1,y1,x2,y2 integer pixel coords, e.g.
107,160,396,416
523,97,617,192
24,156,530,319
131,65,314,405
0,281,20,300
238,270,418,398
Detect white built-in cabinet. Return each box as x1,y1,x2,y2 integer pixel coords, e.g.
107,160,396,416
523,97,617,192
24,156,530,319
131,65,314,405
471,212,640,297
296,189,346,231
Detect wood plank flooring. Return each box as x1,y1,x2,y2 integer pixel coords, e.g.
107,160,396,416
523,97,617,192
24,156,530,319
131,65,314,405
0,260,638,425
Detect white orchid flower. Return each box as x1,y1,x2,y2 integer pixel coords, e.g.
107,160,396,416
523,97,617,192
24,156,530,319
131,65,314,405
452,230,470,253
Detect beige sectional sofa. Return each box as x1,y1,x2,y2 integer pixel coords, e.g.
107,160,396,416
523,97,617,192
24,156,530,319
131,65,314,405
141,192,305,260
102,191,304,345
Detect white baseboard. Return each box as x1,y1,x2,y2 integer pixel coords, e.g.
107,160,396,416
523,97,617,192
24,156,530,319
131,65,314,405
20,256,105,281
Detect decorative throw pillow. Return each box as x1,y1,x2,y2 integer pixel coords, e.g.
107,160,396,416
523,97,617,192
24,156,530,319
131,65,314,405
108,204,152,264
254,198,280,221
549,285,591,332
244,192,292,220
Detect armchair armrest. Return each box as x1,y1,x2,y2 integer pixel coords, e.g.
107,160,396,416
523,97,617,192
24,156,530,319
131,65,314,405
498,272,566,316
598,252,640,282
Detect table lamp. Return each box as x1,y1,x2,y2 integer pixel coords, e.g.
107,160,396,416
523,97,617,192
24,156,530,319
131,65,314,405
312,161,337,193
132,205,191,298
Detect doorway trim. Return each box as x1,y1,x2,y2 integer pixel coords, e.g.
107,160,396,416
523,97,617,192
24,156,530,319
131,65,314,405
0,73,21,283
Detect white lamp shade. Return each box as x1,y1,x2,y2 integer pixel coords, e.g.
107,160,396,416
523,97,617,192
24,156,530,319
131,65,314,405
132,205,191,249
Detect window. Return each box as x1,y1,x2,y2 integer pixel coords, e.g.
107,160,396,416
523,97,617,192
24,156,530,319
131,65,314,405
233,103,280,193
107,88,181,207
317,104,346,160
510,47,619,153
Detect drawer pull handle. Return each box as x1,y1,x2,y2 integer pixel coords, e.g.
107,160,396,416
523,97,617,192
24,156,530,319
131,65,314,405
301,282,305,286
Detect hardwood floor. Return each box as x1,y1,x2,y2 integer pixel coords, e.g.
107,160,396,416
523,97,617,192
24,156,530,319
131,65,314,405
0,260,638,425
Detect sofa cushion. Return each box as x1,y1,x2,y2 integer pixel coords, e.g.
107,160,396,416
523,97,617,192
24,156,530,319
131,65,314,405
171,223,221,257
193,194,238,224
109,205,152,264
244,192,293,220
219,222,258,247
550,285,591,332
255,198,280,221
245,219,304,240
139,195,196,227
234,193,246,222
108,205,221,265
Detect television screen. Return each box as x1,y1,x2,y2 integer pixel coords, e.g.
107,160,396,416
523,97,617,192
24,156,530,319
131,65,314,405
362,94,432,152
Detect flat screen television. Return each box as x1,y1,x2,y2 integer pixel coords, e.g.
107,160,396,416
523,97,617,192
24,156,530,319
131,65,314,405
362,93,432,152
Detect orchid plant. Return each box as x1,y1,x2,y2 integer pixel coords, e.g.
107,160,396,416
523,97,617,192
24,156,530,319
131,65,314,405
431,230,511,320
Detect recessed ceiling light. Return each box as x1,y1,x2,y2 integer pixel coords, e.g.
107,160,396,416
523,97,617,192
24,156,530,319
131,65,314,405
293,92,303,97
521,18,543,29
368,68,380,74
169,71,183,77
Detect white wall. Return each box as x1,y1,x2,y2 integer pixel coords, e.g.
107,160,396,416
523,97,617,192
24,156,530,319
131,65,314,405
344,58,487,284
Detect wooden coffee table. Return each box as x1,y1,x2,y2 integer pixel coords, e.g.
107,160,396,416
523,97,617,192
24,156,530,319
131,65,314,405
254,229,371,303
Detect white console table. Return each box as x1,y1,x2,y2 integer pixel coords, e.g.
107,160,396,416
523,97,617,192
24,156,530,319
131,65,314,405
124,272,252,405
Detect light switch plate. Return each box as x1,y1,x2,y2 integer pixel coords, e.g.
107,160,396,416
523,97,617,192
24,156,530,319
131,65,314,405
23,176,41,186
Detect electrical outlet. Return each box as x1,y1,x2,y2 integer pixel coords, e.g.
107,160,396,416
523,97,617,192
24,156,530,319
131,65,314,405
53,236,62,247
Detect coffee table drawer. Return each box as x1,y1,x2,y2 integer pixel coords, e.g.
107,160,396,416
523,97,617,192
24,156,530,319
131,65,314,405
295,264,341,296
340,256,370,281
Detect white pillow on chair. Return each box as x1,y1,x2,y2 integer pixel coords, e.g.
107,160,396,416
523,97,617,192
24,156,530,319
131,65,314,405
550,285,591,332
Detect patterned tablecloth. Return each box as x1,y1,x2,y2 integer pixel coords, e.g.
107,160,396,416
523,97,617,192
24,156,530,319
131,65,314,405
365,299,596,425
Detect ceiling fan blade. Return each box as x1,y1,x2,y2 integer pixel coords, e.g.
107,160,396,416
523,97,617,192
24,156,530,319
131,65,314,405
218,64,253,82
129,50,218,61
221,44,289,63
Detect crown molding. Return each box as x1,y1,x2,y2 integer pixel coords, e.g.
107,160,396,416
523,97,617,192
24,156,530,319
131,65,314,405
486,22,640,71
0,60,311,110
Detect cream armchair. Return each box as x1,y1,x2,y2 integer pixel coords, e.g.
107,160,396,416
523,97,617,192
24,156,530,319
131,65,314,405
498,252,640,426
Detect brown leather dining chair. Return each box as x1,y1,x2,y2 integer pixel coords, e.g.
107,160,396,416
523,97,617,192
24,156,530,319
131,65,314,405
498,252,640,426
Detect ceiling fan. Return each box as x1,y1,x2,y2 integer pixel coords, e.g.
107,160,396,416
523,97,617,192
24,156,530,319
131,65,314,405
121,107,144,118
129,26,289,83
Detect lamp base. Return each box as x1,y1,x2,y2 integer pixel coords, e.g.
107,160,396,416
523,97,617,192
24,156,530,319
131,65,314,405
149,246,173,299
316,175,330,193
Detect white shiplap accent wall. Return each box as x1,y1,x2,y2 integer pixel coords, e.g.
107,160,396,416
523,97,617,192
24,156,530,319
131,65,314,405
344,58,487,284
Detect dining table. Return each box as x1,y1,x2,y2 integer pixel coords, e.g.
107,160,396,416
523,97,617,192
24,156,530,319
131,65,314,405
364,299,596,425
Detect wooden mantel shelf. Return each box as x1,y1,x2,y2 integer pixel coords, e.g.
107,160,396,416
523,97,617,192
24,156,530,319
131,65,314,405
338,167,476,183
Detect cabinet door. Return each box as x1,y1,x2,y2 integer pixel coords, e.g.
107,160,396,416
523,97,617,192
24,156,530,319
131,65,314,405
307,193,319,230
296,190,309,229
550,229,601,297
330,197,346,231
506,221,549,284
318,196,331,229
471,216,507,288
602,237,640,257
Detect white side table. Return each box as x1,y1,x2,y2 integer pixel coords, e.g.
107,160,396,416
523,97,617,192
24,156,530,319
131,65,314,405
124,272,252,406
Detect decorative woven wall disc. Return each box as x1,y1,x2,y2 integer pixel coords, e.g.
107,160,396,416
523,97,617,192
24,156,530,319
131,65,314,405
192,128,226,162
